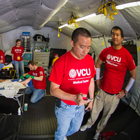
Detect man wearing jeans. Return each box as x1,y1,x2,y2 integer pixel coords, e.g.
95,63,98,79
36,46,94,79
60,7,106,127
22,60,46,103
49,28,96,140
80,26,137,140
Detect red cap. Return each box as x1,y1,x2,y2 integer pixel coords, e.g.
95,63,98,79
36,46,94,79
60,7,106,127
54,53,58,56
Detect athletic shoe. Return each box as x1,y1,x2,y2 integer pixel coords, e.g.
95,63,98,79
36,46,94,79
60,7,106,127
64,137,67,140
93,132,100,140
80,124,91,131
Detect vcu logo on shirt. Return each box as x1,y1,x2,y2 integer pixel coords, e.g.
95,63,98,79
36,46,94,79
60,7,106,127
32,72,37,76
40,71,43,75
69,68,91,78
15,49,22,53
107,54,121,62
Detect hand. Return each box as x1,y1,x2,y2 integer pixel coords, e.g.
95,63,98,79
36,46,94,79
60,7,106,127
74,93,91,106
21,81,27,86
25,75,34,79
96,79,101,90
116,90,125,99
30,75,34,79
25,75,31,79
19,75,24,79
12,60,14,64
22,53,24,57
85,100,94,110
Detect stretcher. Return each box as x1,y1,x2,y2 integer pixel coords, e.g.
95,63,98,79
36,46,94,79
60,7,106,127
0,79,32,114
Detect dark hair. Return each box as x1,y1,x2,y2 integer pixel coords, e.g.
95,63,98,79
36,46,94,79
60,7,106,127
28,60,36,66
111,26,124,38
16,39,21,43
72,28,91,44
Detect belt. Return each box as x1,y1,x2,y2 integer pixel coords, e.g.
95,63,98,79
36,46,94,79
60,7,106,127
104,91,118,95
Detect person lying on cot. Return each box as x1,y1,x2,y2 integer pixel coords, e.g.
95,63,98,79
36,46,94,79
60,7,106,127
0,78,31,87
0,78,32,98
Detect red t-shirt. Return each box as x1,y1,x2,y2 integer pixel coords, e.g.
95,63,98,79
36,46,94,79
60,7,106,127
49,51,96,105
0,49,5,64
99,46,136,94
28,66,46,90
11,46,24,61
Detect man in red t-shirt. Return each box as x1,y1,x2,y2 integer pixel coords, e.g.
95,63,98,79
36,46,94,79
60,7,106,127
22,60,46,103
80,26,137,140
49,28,96,140
0,49,5,70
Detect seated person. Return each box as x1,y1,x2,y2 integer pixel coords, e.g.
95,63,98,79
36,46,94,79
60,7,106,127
0,49,5,70
20,60,46,103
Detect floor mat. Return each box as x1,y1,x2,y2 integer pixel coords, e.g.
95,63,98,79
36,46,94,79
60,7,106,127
19,96,139,140
19,96,56,139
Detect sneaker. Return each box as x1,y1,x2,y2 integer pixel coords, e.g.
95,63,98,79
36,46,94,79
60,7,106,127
64,137,67,140
93,132,100,140
80,125,90,131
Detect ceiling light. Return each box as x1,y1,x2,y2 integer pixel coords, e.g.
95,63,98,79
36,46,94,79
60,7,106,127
75,13,96,22
59,23,68,29
58,13,96,29
116,1,140,10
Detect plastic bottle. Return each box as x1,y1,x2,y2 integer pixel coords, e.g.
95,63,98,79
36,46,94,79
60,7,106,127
24,103,28,111
43,46,46,52
18,107,21,115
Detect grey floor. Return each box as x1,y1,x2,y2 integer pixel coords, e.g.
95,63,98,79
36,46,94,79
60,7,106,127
18,76,139,140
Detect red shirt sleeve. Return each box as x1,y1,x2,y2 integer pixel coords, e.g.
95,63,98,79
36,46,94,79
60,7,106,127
22,46,24,53
0,50,5,63
127,52,136,71
11,47,14,54
38,67,44,76
49,57,64,85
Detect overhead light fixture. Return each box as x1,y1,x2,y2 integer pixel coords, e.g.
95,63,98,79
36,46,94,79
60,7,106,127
116,1,140,10
59,23,68,29
75,13,96,22
58,13,96,29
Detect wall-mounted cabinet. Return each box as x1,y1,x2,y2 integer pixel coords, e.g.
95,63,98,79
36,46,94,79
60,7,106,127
33,51,50,69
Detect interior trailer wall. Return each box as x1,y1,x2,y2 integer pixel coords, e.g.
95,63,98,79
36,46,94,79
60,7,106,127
136,39,140,66
129,66,140,116
91,36,111,64
0,26,71,52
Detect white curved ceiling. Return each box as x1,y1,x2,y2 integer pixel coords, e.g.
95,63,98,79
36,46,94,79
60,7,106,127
0,0,140,38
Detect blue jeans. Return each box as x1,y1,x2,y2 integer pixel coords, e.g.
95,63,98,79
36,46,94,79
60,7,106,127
55,101,85,140
14,61,24,77
0,63,4,70
25,85,45,103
